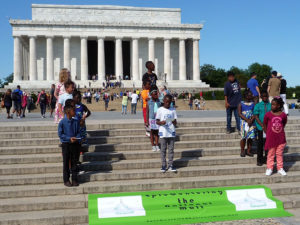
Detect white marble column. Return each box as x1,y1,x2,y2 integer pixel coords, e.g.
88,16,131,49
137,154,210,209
193,39,200,81
64,36,70,70
148,38,155,62
132,38,139,81
179,38,187,81
81,36,88,80
13,36,22,81
115,37,123,78
29,36,37,81
97,36,105,81
164,38,171,81
46,36,54,81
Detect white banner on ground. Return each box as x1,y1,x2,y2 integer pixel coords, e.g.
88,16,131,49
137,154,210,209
226,188,277,211
97,195,146,218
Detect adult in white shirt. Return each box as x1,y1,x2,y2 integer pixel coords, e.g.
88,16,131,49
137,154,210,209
131,91,139,114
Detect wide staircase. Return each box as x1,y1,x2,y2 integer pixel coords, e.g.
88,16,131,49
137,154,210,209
1,119,300,224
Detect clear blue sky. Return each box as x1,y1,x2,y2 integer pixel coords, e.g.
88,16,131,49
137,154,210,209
1,0,300,86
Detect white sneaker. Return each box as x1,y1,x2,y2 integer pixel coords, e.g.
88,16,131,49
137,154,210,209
156,146,160,151
278,168,287,176
265,169,273,176
152,146,157,152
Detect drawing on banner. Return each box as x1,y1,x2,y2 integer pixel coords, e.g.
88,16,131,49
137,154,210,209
97,195,146,218
226,188,277,211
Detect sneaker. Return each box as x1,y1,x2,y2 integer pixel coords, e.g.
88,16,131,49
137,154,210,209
169,166,177,172
17,116,21,119
152,146,157,152
160,166,167,173
41,116,44,118
226,130,231,134
10,114,13,119
156,146,160,151
265,168,273,176
278,168,287,176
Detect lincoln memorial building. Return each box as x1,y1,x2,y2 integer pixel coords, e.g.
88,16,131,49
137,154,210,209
8,4,209,88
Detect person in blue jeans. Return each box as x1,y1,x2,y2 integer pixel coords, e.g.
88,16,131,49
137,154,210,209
224,71,242,134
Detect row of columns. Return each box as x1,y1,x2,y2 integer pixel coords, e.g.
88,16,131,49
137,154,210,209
14,36,200,82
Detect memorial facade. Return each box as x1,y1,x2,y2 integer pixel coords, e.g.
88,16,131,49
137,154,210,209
9,4,209,88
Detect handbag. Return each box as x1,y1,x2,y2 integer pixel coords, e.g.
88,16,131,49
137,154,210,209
1,99,4,108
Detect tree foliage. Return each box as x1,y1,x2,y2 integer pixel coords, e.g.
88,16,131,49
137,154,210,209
201,63,273,88
0,73,13,88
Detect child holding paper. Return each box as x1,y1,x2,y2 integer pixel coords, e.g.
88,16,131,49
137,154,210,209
238,89,256,157
156,94,177,173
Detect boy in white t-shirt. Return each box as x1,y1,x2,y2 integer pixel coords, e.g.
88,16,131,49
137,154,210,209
156,94,177,173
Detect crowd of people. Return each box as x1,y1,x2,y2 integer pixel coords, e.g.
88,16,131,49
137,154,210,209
224,70,288,176
0,62,292,186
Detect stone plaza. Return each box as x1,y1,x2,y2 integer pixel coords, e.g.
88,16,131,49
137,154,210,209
8,4,209,89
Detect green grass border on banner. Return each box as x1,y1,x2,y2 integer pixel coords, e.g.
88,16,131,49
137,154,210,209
88,185,293,225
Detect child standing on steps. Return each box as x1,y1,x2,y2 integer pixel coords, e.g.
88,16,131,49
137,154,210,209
58,105,81,187
253,91,271,166
146,86,161,152
238,89,256,157
73,90,91,148
141,80,151,136
264,97,287,176
156,94,177,173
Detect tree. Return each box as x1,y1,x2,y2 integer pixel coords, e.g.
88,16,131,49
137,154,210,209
202,68,227,88
4,73,13,85
229,66,249,88
200,64,216,78
0,73,14,88
247,63,272,85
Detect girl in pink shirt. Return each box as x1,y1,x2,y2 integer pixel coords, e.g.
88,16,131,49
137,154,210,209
263,97,287,176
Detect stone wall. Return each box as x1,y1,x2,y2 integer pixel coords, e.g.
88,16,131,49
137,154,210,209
32,4,181,25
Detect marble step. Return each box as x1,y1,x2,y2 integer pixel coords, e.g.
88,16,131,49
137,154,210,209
0,119,299,132
1,124,300,139
1,161,300,186
0,151,299,176
1,144,300,165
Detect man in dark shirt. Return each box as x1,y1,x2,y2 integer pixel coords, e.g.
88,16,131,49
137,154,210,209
278,73,288,115
224,71,242,134
142,61,158,87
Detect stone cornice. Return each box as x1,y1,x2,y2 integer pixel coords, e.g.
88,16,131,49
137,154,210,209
31,4,181,12
9,19,203,30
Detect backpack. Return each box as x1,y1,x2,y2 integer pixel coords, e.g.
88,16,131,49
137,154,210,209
11,91,20,101
39,93,47,104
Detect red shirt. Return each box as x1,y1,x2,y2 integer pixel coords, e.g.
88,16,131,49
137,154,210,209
263,111,287,150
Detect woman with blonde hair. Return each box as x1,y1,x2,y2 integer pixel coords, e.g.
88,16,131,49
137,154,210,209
54,68,71,123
